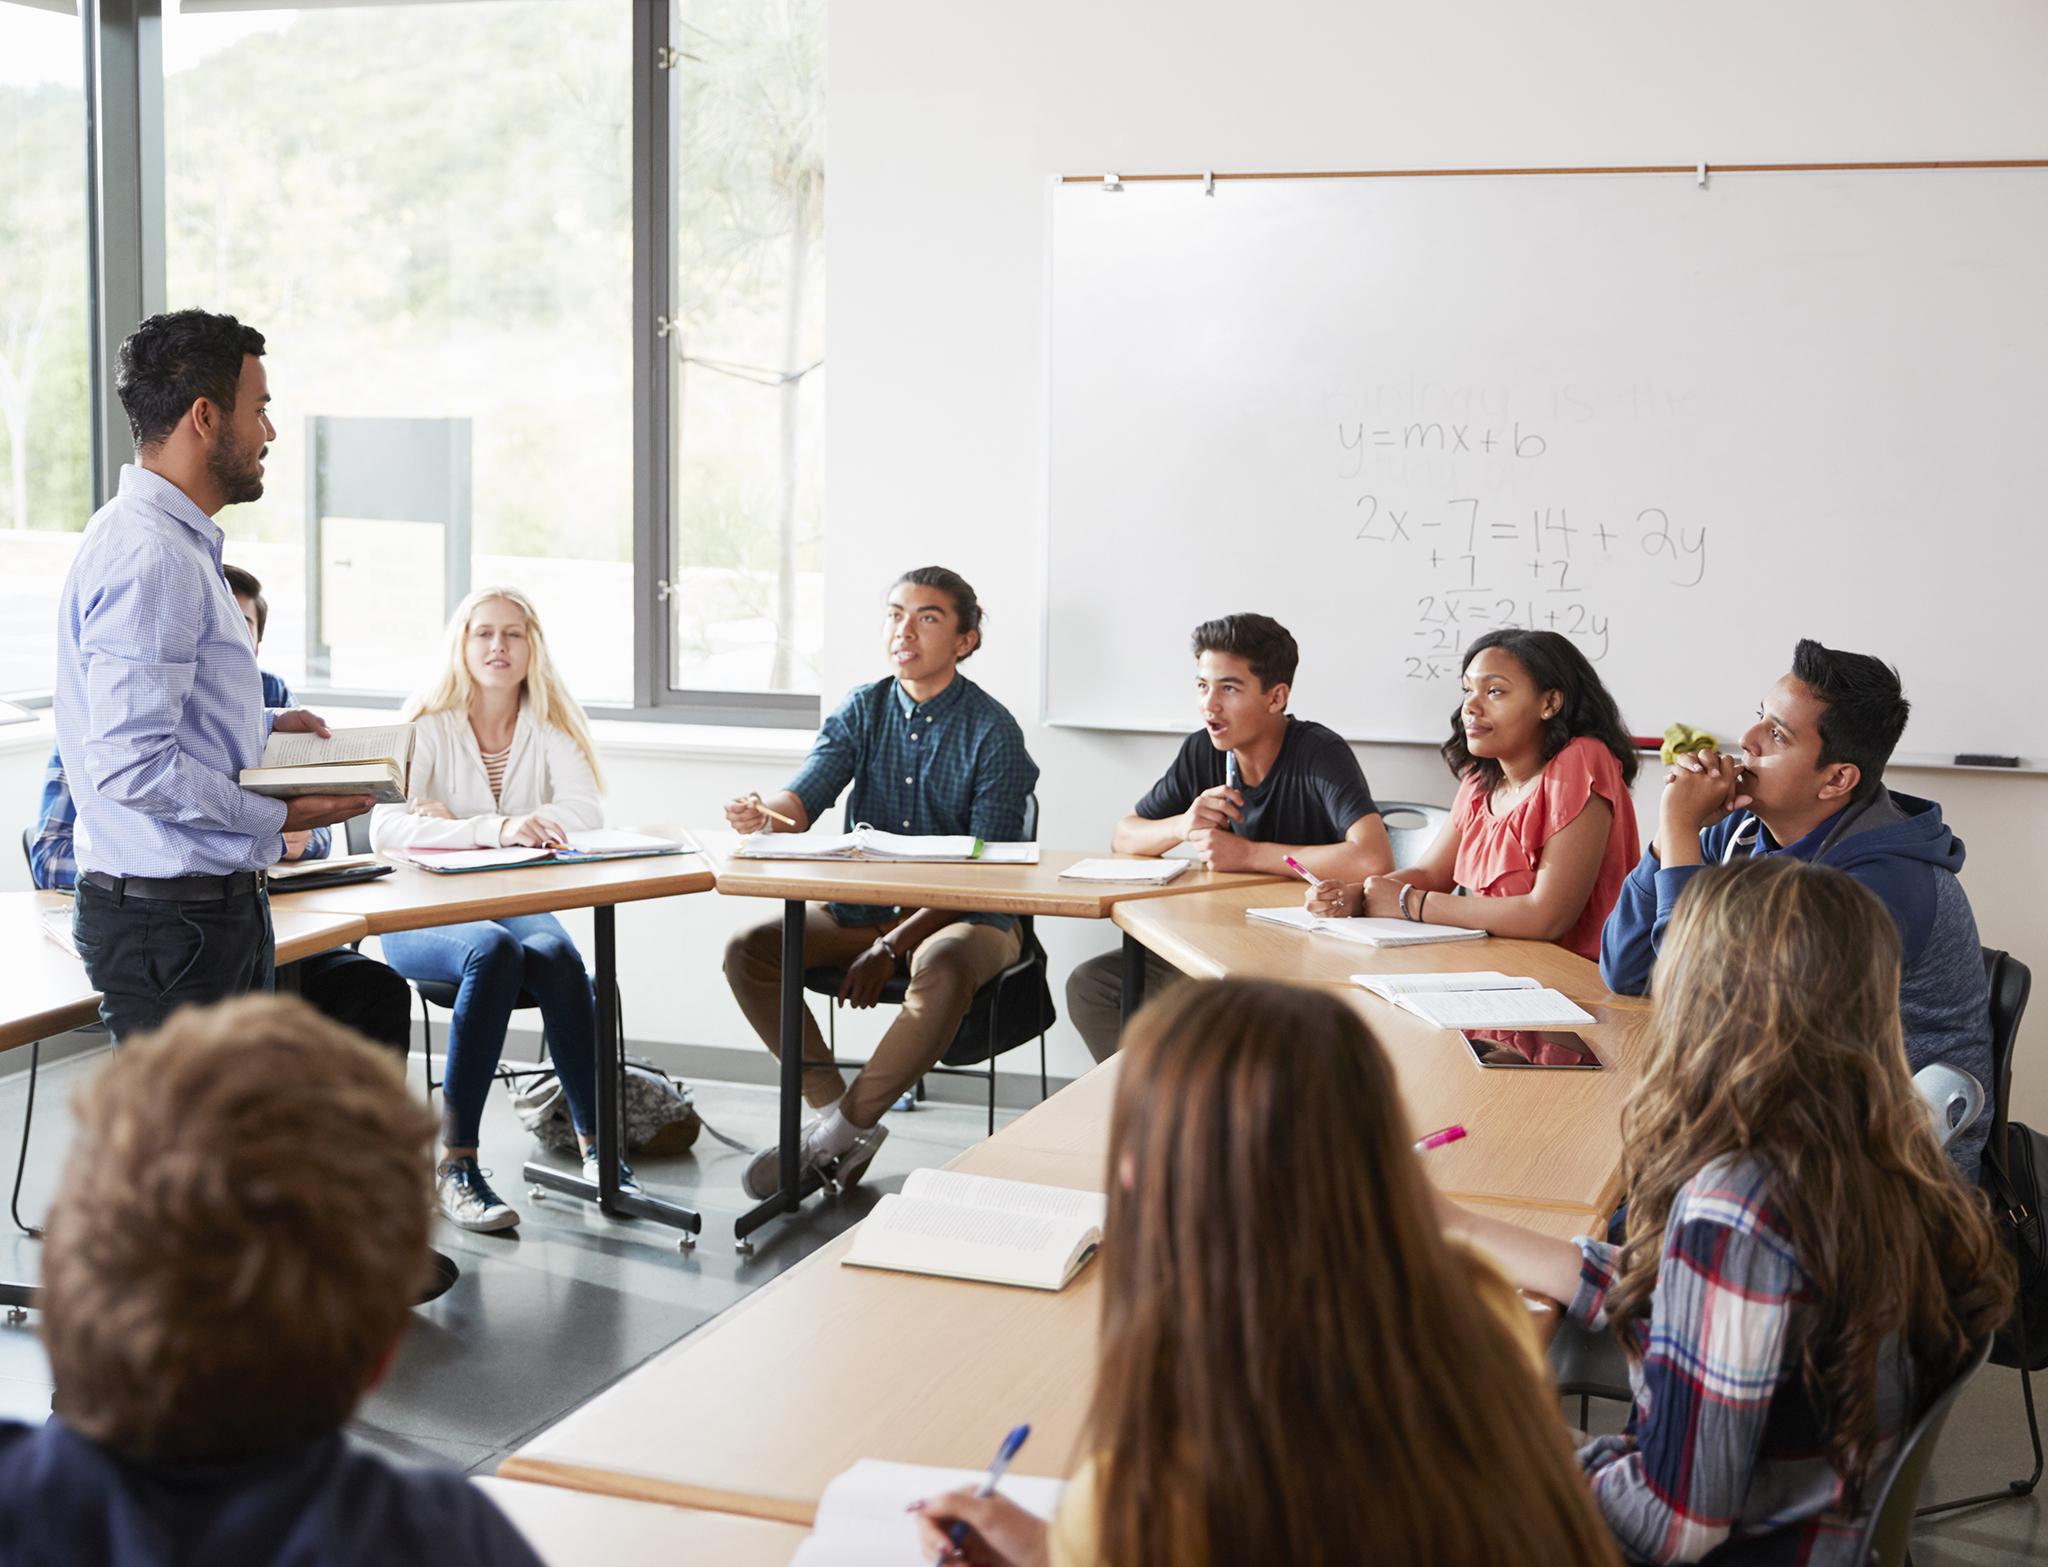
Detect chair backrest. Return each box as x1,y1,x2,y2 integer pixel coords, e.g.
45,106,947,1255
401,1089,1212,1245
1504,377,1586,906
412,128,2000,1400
1854,1334,1993,1567
345,814,372,856
18,825,32,879
1982,948,2033,1171
1020,791,1038,844
1378,800,1450,871
1912,1063,1985,1151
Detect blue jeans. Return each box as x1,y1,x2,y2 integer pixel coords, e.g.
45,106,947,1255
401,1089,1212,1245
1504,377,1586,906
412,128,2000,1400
380,913,596,1148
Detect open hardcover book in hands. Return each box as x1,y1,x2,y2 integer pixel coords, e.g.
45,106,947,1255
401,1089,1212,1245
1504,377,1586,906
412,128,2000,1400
842,1169,1106,1291
240,724,415,803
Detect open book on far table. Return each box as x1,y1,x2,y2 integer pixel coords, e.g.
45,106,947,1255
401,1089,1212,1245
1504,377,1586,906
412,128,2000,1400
842,1169,1106,1291
386,830,695,874
1247,904,1486,948
1350,971,1596,1029
733,824,1040,864
239,723,414,803
791,1459,1064,1567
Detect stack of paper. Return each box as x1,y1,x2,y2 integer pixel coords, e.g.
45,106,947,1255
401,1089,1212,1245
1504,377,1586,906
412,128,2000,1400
791,1459,1064,1567
1247,905,1486,948
1349,971,1595,1029
1056,858,1190,884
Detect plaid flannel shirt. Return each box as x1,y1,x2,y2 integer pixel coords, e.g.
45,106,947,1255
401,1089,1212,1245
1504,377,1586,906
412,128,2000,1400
1571,1155,1911,1566
785,674,1039,932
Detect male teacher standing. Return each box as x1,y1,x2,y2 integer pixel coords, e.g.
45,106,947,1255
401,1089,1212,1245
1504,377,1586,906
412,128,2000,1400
55,310,369,1039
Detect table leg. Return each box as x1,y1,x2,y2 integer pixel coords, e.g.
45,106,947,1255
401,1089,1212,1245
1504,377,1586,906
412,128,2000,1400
1119,930,1148,1030
523,904,701,1242
734,898,827,1245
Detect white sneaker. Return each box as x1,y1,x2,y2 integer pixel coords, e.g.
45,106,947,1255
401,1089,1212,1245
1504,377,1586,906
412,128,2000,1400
583,1147,642,1194
437,1157,519,1233
741,1117,890,1200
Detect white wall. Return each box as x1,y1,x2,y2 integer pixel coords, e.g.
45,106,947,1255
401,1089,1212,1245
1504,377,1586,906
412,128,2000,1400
825,0,2048,1119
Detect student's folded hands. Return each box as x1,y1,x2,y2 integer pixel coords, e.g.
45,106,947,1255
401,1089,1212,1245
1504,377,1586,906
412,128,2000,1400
1184,826,1261,872
1659,749,1752,834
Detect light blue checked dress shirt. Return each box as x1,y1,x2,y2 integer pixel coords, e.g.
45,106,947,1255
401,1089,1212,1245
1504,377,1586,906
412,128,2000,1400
786,674,1040,932
54,465,290,880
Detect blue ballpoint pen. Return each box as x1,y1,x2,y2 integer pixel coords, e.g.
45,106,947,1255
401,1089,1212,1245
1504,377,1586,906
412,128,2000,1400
1224,750,1240,834
948,1424,1032,1554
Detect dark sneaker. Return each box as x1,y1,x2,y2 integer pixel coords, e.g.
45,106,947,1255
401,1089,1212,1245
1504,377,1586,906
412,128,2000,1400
583,1147,643,1194
436,1156,519,1233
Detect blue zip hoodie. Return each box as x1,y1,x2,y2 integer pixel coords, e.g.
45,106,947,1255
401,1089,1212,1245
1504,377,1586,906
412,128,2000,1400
1600,789,1992,1181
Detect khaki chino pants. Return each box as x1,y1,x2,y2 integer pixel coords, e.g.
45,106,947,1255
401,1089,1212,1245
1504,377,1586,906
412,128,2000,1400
724,905,1021,1128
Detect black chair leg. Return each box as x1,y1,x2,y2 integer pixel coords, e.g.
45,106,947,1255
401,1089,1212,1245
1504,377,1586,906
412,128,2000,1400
1916,1367,2043,1515
10,1042,41,1241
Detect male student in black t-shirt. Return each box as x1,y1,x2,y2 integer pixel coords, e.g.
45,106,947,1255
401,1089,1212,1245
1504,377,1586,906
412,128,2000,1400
1064,613,1393,1059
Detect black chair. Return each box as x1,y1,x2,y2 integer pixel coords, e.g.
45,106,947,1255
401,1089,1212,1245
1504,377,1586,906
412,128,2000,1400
804,795,1057,1135
1918,948,2039,1517
342,815,553,1112
1548,1315,1632,1432
1862,1334,1994,1566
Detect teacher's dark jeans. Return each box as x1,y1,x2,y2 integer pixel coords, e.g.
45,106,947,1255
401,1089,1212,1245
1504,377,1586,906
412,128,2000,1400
72,877,273,1042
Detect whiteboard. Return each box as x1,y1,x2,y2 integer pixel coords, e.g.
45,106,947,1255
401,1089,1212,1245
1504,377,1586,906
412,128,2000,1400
1042,168,2048,759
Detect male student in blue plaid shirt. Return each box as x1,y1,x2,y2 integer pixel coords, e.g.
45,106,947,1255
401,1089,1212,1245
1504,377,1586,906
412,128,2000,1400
722,567,1040,1196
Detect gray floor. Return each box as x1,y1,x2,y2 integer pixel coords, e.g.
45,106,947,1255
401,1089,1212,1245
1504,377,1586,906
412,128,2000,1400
0,1036,1017,1476
0,1041,2041,1561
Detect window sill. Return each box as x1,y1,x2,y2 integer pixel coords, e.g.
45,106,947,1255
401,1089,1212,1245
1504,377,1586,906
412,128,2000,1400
309,701,814,766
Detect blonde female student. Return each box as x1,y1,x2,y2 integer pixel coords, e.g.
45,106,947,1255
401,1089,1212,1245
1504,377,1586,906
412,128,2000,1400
1446,858,2013,1565
371,587,612,1234
915,979,1619,1567
1309,627,1638,960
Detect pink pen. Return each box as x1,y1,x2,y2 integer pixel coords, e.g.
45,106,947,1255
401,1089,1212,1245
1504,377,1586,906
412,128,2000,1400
1413,1124,1467,1153
1284,855,1324,887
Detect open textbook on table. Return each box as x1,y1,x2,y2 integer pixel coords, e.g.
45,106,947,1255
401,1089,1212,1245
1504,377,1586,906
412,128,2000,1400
733,824,1040,864
792,1458,1064,1567
1349,970,1596,1029
842,1169,1105,1291
1247,905,1486,948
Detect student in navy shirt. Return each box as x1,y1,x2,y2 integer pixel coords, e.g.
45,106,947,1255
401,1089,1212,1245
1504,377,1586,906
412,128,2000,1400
1601,639,1994,1180
1065,613,1392,1060
0,995,542,1567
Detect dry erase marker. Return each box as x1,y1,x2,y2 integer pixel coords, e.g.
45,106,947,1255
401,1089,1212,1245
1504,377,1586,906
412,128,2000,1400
1284,855,1324,887
1414,1124,1467,1153
948,1425,1031,1552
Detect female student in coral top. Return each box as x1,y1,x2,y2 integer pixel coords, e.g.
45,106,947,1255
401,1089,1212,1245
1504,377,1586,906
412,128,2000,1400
914,978,1621,1567
371,587,610,1236
1308,627,1638,959
1444,859,2011,1564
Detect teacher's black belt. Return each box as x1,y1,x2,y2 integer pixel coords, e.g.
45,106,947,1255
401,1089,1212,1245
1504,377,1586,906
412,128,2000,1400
81,870,265,902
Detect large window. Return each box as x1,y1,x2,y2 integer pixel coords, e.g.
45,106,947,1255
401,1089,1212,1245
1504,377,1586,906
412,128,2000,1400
163,0,635,704
6,0,823,725
666,0,824,697
0,0,90,699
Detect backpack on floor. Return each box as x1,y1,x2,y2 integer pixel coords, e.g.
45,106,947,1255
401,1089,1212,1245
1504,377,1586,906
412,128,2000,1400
1982,1119,2048,1372
511,1058,703,1157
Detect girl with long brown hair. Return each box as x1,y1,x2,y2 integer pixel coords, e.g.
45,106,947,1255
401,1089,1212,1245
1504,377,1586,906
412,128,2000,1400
1448,857,2013,1564
915,978,1619,1567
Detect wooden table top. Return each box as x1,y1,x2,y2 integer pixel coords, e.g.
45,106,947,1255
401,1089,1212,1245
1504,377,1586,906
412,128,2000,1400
474,1478,807,1567
1112,883,1646,1219
0,892,369,1051
499,1043,1602,1523
272,850,716,935
695,829,1282,920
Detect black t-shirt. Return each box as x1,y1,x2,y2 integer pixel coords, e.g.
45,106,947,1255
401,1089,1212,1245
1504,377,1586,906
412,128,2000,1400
1134,718,1379,846
0,1419,544,1567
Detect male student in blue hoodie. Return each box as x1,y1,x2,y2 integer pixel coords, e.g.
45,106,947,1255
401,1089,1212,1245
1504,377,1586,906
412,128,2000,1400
1601,639,1993,1179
